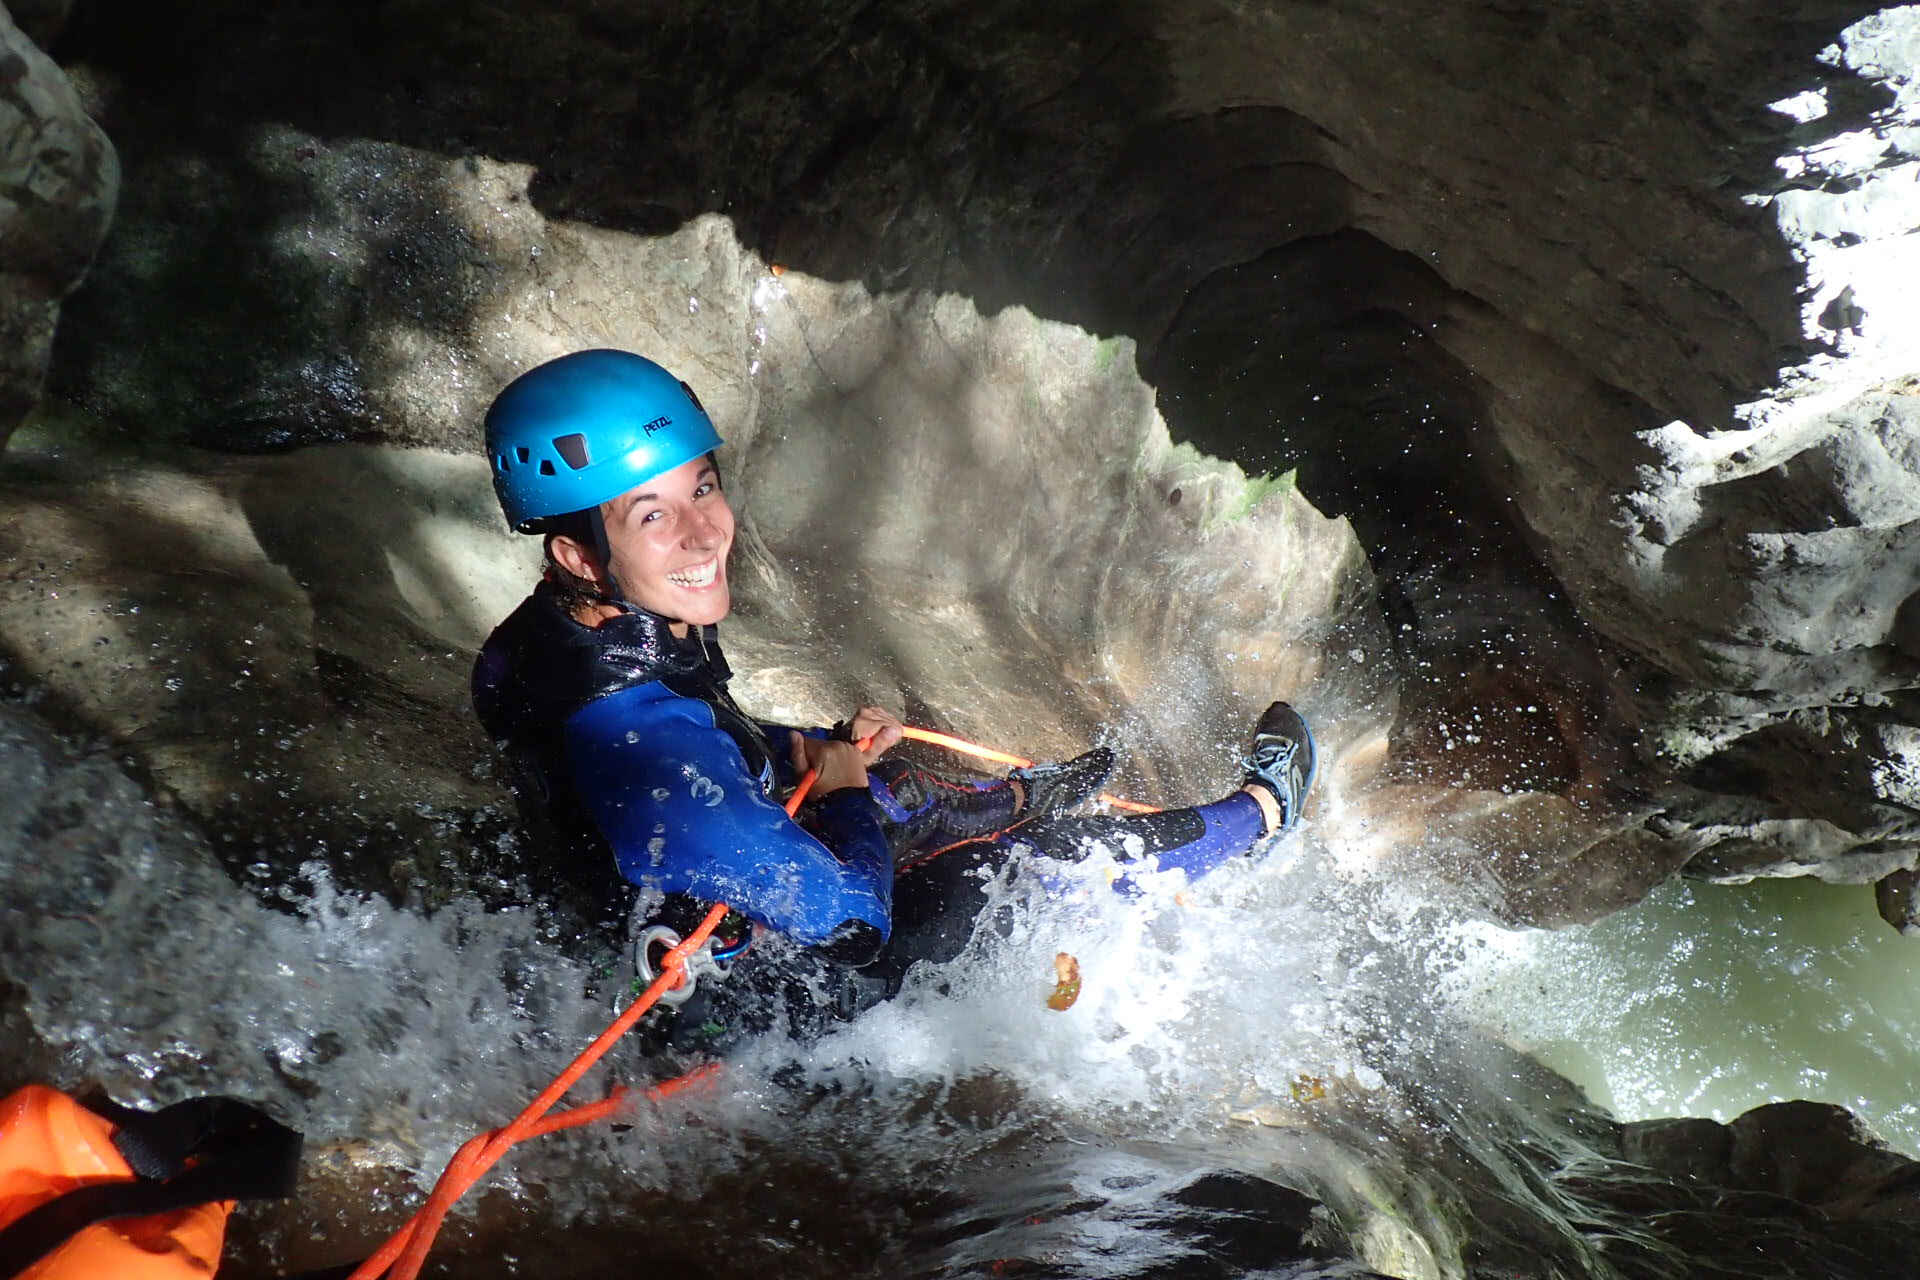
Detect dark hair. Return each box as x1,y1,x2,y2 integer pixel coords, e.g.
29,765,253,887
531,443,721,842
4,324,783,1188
540,512,605,611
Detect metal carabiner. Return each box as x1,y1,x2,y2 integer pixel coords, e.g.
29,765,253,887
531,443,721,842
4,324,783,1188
633,922,745,1007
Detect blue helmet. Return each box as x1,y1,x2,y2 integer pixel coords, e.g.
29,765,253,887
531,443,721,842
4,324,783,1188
485,349,724,532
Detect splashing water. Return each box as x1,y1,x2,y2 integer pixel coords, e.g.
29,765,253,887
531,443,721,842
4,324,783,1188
9,692,1913,1279
0,697,1541,1271
0,705,625,1183
817,841,1384,1120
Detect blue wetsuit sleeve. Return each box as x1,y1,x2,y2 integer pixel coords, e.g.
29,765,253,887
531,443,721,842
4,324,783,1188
564,685,892,952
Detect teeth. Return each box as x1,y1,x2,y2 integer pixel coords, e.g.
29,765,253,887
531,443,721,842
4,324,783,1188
667,561,717,588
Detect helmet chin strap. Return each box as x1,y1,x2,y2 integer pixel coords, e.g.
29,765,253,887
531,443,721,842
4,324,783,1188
585,507,627,605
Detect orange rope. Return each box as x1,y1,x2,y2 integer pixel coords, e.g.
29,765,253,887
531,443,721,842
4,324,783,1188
352,723,1142,1277
354,757,828,1280
899,725,1158,814
347,1069,723,1280
898,727,1033,768
353,911,733,1280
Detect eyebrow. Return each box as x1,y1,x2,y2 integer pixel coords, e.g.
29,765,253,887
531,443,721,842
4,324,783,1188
623,463,717,508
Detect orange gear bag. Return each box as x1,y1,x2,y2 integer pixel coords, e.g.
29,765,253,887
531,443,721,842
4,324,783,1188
0,1084,301,1280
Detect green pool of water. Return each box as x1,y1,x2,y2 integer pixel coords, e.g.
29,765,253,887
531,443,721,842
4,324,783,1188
1466,874,1920,1156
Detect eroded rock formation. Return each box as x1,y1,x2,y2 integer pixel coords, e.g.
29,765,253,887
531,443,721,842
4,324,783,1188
12,0,1917,927
1625,1100,1920,1213
9,4,1920,1275
0,1,114,448
0,227,1383,903
5,0,1920,914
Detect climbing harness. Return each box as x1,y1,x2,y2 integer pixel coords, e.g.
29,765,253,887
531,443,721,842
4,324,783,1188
342,736,848,1280
342,921,733,1280
5,733,1147,1280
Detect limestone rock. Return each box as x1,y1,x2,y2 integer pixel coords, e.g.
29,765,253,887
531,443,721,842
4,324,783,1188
0,431,534,900
28,0,1920,910
0,3,115,447
6,2,71,49
1875,866,1920,934
1,236,1391,904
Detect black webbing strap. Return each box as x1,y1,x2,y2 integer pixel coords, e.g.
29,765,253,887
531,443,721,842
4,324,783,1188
0,1093,302,1280
585,506,626,602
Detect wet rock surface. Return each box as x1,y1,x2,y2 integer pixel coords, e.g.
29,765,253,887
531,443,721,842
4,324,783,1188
11,632,1920,1279
0,433,528,902
1600,1101,1920,1272
1625,1100,1920,1217
5,0,1914,918
5,2,1920,1275
0,2,114,448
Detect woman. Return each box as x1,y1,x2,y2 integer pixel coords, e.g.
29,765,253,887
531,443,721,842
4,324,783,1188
472,349,1315,1052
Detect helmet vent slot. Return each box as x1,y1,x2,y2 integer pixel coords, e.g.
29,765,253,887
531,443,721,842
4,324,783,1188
515,445,531,464
537,459,556,476
552,433,592,470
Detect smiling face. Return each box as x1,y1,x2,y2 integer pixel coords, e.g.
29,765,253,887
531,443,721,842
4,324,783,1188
593,454,735,630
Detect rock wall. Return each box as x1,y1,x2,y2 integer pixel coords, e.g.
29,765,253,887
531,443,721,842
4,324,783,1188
6,0,1920,925
1,208,1384,906
10,9,1920,1272
0,1,114,447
